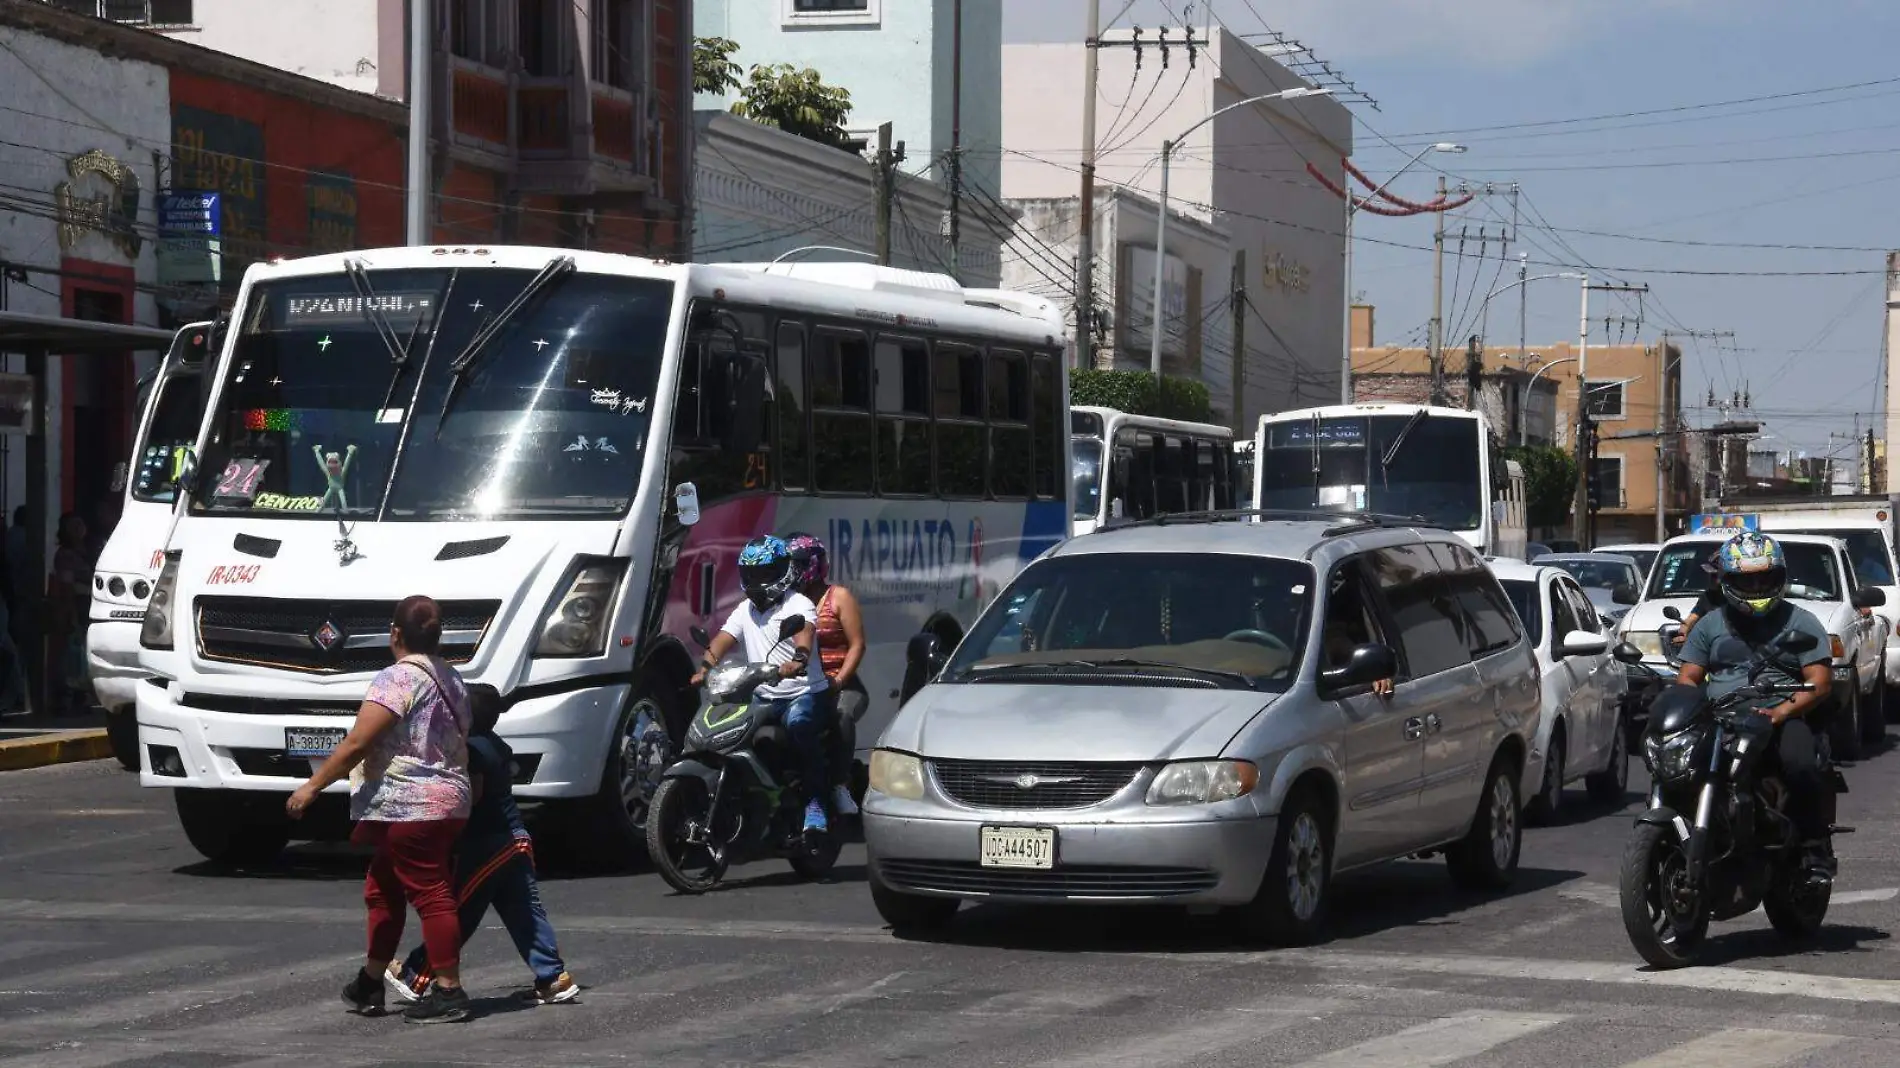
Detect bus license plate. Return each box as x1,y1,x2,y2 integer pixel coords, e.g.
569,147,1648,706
285,727,347,758
980,826,1055,870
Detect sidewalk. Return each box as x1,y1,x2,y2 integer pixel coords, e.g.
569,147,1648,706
0,703,112,771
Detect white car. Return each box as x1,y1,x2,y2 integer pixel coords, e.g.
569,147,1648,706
1595,542,1660,587
1620,533,1887,761
1492,559,1630,823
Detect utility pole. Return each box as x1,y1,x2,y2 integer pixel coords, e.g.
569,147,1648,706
1572,279,1649,547
1429,175,1447,404
1074,0,1101,370
1464,334,1481,411
873,123,902,265
947,0,963,278
1655,328,1731,541
405,0,430,244
1517,251,1528,367
1231,249,1247,433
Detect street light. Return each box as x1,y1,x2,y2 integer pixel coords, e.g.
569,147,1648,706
1149,86,1333,385
1475,270,1586,366
1340,141,1465,402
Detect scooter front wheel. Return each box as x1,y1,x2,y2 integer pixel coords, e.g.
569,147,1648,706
646,777,728,894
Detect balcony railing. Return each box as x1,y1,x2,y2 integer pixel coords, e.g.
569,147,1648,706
517,79,573,158
439,55,653,193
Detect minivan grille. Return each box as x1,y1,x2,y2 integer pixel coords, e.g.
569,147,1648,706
876,860,1217,898
196,597,498,674
930,760,1142,809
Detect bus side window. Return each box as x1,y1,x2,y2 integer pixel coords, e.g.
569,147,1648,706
1031,353,1061,500
811,329,874,494
989,350,1031,499
875,336,933,496
934,341,986,497
1121,429,1157,519
674,306,769,499
1156,435,1188,514
775,320,808,491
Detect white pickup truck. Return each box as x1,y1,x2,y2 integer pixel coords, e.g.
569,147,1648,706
1709,498,1900,722
1620,531,1888,760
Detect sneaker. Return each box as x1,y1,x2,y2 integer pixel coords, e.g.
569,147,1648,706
403,983,471,1024
833,785,859,816
384,963,424,1004
803,799,829,833
521,972,581,1005
342,968,385,1016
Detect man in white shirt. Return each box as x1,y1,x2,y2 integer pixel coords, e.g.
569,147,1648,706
690,536,833,833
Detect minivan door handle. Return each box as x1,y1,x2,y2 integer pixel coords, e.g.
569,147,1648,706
1404,717,1426,740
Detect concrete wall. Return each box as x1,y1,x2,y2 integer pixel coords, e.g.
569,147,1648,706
695,0,1002,199
0,25,171,552
156,0,383,96
1001,27,1351,426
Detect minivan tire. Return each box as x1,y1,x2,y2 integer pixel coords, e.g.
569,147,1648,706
1447,754,1522,892
869,869,960,933
1235,786,1332,946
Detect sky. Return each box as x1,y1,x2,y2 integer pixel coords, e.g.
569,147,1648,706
1004,0,1900,458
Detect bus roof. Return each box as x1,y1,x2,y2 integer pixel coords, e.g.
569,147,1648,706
1071,405,1234,439
1258,402,1488,425
234,245,1067,350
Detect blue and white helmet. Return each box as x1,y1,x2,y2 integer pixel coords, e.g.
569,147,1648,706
738,535,796,608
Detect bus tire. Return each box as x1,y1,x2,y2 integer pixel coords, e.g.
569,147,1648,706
585,677,680,871
174,789,289,866
105,707,140,772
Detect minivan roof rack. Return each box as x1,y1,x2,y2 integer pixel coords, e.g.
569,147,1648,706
1099,507,1436,536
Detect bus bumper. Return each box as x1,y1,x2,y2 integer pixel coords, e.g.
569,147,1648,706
135,678,628,798
85,621,147,714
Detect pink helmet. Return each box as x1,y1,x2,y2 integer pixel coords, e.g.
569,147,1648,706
783,531,829,588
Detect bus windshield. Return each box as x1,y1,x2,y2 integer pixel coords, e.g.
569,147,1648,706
1071,437,1103,521
193,267,673,521
1255,413,1484,531
130,370,202,504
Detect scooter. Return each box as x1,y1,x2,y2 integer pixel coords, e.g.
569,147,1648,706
643,616,842,893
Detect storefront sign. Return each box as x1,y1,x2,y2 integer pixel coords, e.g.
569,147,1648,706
157,191,222,286
1262,249,1311,294
54,149,142,259
172,106,267,272
306,172,357,253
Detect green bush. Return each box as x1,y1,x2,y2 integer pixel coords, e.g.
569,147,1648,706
1070,368,1212,423
1503,445,1577,530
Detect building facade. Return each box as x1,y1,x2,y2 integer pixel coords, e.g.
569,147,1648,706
1002,26,1352,427
1351,304,1690,543
1003,190,1236,425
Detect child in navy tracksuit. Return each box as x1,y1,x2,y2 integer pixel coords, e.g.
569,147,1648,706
385,685,580,1006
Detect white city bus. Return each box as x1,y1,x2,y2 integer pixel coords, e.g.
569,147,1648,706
88,320,214,769
1069,406,1236,535
1252,403,1527,559
135,247,1071,865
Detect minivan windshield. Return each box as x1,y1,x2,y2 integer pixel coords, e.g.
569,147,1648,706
943,551,1314,691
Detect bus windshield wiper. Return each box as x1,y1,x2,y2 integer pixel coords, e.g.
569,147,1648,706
372,270,459,523
343,258,411,365
432,255,576,437
1380,408,1428,470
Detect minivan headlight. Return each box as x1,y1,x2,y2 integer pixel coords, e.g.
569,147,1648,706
869,749,925,800
1146,760,1259,805
140,553,181,650
533,558,626,658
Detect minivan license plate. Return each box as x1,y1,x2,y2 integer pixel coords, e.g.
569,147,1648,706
979,826,1055,870
285,727,347,758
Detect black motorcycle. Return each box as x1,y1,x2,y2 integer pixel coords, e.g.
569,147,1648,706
644,616,841,893
1614,620,1847,968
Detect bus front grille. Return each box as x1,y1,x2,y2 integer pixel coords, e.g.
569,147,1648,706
195,596,499,674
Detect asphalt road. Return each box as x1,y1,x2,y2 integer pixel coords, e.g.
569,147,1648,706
4,739,1900,1067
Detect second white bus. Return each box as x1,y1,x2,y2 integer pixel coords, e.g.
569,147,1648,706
1070,406,1237,534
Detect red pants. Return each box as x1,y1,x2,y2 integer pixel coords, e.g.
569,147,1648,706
352,818,467,973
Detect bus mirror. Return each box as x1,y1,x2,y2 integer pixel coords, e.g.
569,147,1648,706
674,482,701,526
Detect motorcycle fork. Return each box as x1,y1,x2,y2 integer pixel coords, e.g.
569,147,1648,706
691,765,730,848
1685,727,1726,882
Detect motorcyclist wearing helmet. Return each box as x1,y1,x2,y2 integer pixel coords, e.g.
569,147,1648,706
689,536,834,833
1676,531,1836,880
783,532,865,817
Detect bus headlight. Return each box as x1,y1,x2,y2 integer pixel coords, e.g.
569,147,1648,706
140,553,181,650
533,558,625,658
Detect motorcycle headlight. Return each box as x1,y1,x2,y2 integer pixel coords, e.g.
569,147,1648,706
869,749,926,800
1146,760,1259,805
1646,729,1700,781
533,557,626,658
703,661,752,701
139,553,181,650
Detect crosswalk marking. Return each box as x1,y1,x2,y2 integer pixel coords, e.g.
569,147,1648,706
1031,996,1346,1068
1614,1027,1844,1067
1287,1010,1569,1068
0,951,363,1039
0,945,240,992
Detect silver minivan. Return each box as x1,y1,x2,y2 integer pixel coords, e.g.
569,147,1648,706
863,515,1542,945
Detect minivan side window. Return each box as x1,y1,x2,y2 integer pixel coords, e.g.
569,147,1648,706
1367,543,1469,678
1319,557,1393,678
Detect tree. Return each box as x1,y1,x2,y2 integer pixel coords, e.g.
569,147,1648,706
1503,445,1577,530
693,36,742,95
1069,369,1213,423
731,64,854,150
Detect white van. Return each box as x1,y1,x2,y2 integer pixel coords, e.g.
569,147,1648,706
88,321,212,769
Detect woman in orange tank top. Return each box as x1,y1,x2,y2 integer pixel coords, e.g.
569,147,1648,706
784,533,865,815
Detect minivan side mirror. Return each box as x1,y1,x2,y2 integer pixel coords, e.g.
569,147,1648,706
1854,587,1887,609
1612,583,1639,606
901,631,948,705
1320,642,1398,695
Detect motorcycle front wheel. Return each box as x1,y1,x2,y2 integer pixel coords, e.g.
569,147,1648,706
1619,820,1708,969
646,777,730,894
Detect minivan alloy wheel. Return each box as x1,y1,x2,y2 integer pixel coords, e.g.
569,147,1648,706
1286,811,1325,922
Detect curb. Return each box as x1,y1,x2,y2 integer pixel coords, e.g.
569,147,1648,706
0,730,113,772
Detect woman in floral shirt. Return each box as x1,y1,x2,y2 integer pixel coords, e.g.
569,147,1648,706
288,595,475,1023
